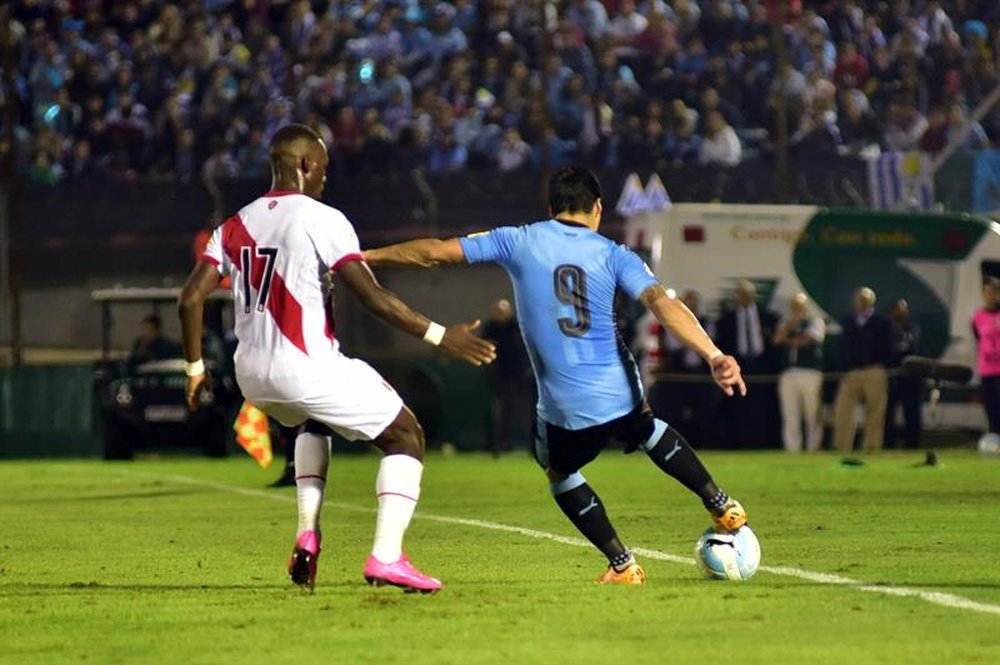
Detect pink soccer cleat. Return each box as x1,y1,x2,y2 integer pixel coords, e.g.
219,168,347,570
363,553,442,594
288,530,321,593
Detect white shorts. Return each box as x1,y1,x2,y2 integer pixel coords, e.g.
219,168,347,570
235,350,404,441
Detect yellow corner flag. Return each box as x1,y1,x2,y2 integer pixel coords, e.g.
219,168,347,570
233,401,273,468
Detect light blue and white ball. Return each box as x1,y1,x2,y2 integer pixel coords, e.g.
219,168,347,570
978,433,1000,456
695,525,761,580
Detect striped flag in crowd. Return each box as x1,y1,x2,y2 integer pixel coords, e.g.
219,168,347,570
867,152,935,211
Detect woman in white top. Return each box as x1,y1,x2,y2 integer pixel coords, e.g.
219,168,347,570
699,111,742,166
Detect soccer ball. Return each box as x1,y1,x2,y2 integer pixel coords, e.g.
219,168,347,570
978,433,1000,456
695,525,761,580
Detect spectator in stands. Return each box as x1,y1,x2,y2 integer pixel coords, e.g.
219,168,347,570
202,139,238,185
7,0,997,183
44,88,82,139
665,112,702,166
497,127,533,173
838,90,882,157
946,103,991,151
699,87,743,132
919,105,951,153
64,138,99,180
346,14,403,62
174,127,198,184
237,127,269,178
917,0,953,47
833,287,893,454
28,150,62,185
792,104,841,159
833,42,869,92
700,110,742,166
864,44,897,112
551,74,588,141
565,0,609,41
418,3,469,76
773,293,825,453
608,0,647,58
885,97,929,152
428,125,468,173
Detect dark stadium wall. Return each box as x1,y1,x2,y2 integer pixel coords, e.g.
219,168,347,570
18,265,514,354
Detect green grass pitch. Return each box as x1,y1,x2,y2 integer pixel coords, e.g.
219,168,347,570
1,450,998,665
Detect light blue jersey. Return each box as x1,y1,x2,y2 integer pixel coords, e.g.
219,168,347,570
460,219,659,430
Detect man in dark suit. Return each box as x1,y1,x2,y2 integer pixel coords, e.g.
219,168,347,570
482,298,532,455
655,289,719,445
884,299,922,448
715,280,779,446
833,287,894,453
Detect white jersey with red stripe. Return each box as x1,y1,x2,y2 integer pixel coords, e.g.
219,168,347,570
201,191,362,369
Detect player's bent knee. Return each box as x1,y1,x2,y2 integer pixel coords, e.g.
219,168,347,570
374,407,425,459
545,468,567,483
548,470,586,495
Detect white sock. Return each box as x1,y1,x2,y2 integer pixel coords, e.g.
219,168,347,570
295,432,330,536
371,454,423,563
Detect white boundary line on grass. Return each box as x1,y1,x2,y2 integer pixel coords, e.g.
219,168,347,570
117,469,1000,617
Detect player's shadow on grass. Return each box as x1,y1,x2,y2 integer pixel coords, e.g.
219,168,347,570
0,580,373,596
1,582,293,596
18,488,209,503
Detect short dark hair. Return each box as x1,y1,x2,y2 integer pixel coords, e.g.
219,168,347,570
142,314,162,329
547,166,602,216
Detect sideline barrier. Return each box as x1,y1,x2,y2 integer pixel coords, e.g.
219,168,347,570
0,365,100,458
0,359,494,459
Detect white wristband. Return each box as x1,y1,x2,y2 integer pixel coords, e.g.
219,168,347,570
423,322,446,346
708,350,724,362
184,359,205,377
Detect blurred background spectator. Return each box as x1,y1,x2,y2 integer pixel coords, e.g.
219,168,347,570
833,286,893,454
127,314,179,370
773,292,825,453
4,0,998,183
716,280,779,447
884,298,922,449
481,298,532,456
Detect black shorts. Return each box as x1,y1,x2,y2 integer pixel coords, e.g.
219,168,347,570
532,401,657,474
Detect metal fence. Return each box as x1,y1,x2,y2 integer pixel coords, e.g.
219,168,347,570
12,156,877,283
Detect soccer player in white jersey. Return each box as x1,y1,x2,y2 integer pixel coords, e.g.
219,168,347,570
178,124,496,594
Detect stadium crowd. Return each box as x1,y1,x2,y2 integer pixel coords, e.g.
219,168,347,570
4,0,1000,184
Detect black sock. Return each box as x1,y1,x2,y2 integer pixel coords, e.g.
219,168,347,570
645,426,729,512
552,480,629,565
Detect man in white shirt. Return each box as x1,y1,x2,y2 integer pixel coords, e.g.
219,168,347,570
700,111,742,166
178,124,495,594
773,293,826,452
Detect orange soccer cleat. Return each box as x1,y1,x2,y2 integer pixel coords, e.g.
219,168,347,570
711,498,748,533
597,562,647,585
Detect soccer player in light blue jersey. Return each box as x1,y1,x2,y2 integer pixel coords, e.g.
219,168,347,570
364,167,749,584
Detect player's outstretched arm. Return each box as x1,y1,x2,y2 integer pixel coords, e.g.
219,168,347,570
640,284,747,397
338,260,496,366
363,238,466,268
178,262,222,411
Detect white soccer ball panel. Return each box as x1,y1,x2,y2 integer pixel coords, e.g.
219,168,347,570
695,526,761,580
